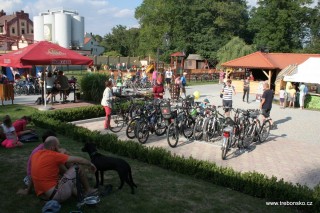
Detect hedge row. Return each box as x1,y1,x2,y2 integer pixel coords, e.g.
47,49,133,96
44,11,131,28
32,106,320,212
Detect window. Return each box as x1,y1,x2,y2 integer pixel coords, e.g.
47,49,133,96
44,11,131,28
31,29,33,34
0,26,3,33
21,28,25,34
21,22,25,27
12,27,15,34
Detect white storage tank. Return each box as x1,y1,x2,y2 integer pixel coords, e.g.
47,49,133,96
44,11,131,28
43,14,55,42
33,15,44,42
72,15,84,48
54,13,71,48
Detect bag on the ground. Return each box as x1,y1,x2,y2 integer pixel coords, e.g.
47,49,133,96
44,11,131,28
220,93,223,98
19,132,39,143
35,97,43,105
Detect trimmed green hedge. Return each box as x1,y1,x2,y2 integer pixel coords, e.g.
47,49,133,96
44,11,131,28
32,106,320,212
305,94,320,110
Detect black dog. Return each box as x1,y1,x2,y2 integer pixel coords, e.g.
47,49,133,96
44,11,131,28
82,143,137,194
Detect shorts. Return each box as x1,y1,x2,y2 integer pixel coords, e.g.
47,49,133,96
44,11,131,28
165,78,171,84
222,100,232,112
261,109,271,118
52,166,77,203
289,97,294,102
280,98,284,103
181,85,186,93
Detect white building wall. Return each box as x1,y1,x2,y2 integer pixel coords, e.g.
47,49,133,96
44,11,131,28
72,15,84,48
43,14,55,42
33,16,44,41
54,13,71,48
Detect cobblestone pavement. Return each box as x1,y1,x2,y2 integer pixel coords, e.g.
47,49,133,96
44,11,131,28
74,84,320,189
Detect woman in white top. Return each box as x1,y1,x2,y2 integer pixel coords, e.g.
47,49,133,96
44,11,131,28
45,71,57,102
1,115,23,148
101,80,114,130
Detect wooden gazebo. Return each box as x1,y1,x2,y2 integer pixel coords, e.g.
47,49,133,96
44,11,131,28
221,51,320,94
170,52,185,76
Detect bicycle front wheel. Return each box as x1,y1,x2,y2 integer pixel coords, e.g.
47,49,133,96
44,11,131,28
136,121,149,144
182,116,194,139
221,137,230,160
109,113,125,133
167,123,179,148
193,117,204,140
259,120,271,142
126,118,138,139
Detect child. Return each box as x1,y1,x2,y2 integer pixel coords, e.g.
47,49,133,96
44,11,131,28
1,115,23,148
279,86,286,109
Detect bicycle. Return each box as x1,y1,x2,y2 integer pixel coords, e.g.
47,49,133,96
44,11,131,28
166,105,195,148
109,96,143,133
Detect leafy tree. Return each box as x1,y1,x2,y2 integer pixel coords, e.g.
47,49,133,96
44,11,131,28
248,0,315,52
101,25,140,57
216,37,255,68
135,0,251,60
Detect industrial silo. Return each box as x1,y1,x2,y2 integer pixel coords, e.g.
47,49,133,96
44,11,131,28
71,15,84,48
54,13,71,48
33,15,44,42
43,14,55,42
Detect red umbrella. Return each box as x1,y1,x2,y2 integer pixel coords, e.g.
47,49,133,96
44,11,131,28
0,41,93,67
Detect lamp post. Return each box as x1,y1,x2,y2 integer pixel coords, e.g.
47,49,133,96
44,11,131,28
156,33,170,71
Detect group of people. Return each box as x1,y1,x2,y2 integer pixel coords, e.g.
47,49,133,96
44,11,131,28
1,115,33,148
41,70,70,103
220,78,277,129
279,82,308,109
0,113,98,206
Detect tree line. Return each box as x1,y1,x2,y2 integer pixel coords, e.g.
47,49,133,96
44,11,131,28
93,0,320,66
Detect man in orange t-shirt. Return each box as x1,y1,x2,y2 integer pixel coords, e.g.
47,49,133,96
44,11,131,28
31,136,97,203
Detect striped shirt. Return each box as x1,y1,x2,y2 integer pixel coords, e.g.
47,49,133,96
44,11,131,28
222,85,235,100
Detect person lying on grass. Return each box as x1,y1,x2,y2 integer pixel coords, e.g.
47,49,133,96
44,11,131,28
31,136,97,202
13,116,34,137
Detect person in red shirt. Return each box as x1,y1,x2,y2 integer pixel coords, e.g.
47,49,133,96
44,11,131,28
13,116,33,137
31,136,97,203
153,77,165,99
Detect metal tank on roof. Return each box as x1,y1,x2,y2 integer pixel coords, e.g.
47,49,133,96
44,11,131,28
54,13,71,48
72,15,84,48
33,16,44,42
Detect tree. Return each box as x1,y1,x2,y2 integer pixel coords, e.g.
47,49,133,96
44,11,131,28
216,37,255,68
248,0,315,52
101,25,140,57
135,0,251,60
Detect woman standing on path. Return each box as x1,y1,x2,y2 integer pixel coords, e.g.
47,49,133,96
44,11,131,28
243,76,250,103
101,80,114,130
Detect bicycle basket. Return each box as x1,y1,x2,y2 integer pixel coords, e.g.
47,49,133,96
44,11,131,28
160,101,171,119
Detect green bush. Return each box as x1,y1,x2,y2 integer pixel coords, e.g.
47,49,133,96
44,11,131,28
305,94,320,110
80,73,109,103
32,107,320,212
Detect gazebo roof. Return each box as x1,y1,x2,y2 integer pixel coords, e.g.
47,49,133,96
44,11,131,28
171,52,185,57
221,51,320,70
186,54,203,60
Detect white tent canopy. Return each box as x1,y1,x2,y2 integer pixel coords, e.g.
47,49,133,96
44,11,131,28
284,57,320,84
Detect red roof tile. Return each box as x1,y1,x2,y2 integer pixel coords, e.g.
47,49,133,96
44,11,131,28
221,51,320,70
171,52,185,57
84,37,91,45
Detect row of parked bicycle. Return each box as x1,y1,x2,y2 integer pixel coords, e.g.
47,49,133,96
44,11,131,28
107,95,272,160
13,79,41,95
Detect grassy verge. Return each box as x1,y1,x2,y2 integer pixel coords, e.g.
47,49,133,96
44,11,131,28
0,130,295,213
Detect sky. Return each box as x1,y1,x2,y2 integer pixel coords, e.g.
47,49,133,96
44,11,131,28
0,0,259,36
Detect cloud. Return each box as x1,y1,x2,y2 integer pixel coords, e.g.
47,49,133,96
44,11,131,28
0,0,23,12
88,0,108,7
114,9,134,18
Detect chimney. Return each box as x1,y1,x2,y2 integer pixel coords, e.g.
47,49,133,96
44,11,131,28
0,10,6,17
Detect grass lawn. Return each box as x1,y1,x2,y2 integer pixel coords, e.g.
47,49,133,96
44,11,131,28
0,105,297,213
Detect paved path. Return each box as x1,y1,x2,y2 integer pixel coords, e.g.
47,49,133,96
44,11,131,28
5,84,320,188
74,84,320,188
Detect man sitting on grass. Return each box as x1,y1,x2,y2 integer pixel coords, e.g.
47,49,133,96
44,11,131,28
31,136,97,203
